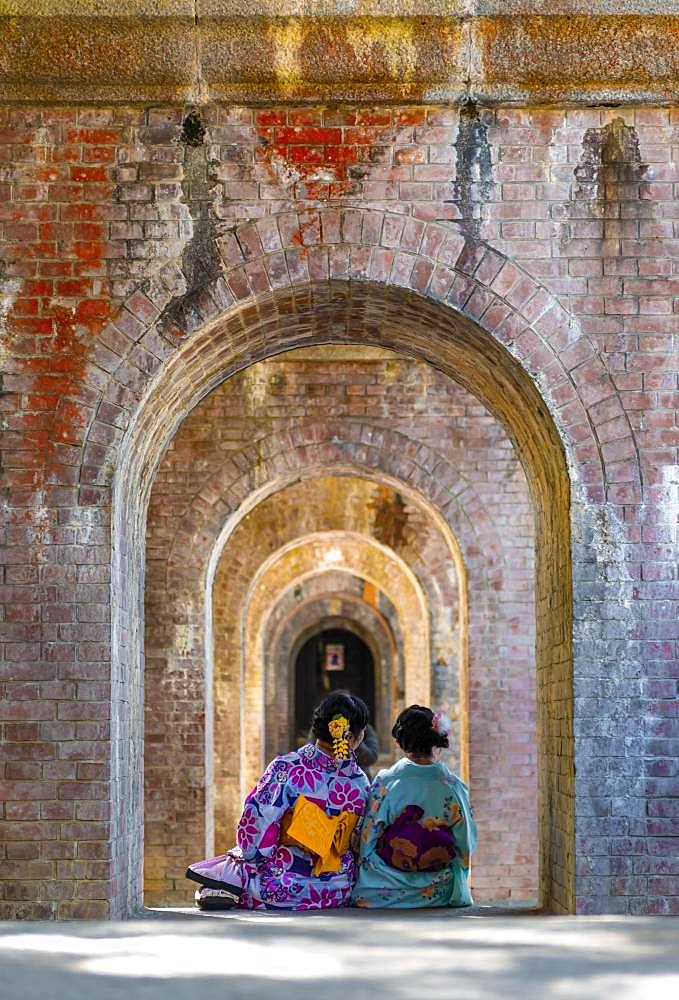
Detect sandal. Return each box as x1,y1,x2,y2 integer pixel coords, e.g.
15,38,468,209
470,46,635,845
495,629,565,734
194,888,239,911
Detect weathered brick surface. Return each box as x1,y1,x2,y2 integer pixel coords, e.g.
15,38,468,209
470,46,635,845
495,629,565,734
0,101,676,917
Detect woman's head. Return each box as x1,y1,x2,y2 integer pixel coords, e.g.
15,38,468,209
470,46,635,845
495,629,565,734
311,691,369,746
392,705,450,756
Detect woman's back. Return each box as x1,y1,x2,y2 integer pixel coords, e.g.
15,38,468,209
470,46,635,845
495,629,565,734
187,692,372,911
352,756,477,908
378,757,466,817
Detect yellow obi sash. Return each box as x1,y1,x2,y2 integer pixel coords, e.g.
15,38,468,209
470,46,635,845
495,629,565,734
280,796,358,875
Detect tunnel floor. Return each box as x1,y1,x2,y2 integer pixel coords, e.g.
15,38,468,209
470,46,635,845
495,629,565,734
1,908,677,1000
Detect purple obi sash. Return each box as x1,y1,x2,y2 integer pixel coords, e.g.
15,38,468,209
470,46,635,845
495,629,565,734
377,804,456,872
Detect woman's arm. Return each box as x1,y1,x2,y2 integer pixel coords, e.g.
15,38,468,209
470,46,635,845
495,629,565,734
355,779,390,865
236,758,292,862
448,779,477,866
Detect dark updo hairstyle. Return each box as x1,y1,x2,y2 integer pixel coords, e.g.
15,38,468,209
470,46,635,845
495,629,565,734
311,692,369,743
392,705,449,756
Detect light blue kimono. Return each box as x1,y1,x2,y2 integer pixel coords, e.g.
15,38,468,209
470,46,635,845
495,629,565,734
351,757,477,908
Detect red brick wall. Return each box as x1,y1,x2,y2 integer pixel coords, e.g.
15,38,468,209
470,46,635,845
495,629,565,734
0,102,676,916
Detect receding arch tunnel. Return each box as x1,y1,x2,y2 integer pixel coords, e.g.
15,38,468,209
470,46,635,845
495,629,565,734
113,277,571,913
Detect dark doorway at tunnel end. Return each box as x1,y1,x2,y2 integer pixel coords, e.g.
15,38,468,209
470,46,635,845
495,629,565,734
294,628,376,744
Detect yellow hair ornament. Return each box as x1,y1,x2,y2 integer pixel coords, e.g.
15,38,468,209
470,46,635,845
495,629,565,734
328,715,350,760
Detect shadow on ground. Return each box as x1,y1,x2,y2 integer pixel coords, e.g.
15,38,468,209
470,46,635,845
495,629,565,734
1,909,678,1000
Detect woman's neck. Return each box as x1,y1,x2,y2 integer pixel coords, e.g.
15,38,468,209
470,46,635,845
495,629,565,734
315,739,336,757
405,751,434,765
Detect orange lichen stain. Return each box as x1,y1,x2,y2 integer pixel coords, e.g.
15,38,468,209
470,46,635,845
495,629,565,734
2,123,120,488
19,297,114,483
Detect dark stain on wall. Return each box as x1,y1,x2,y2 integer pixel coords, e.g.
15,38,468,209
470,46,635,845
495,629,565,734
569,117,651,249
370,485,410,550
158,109,222,338
180,109,206,148
451,101,494,238
575,118,647,194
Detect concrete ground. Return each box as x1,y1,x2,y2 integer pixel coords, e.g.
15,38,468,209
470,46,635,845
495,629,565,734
1,906,678,1000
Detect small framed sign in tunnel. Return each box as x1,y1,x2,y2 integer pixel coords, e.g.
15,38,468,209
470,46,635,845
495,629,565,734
324,643,345,672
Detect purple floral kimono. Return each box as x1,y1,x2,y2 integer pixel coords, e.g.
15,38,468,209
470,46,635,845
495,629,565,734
188,743,369,910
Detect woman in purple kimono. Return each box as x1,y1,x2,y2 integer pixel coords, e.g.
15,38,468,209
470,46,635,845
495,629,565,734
186,692,370,910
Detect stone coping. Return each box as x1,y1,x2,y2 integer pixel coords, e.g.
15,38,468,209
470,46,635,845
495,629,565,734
1,9,679,103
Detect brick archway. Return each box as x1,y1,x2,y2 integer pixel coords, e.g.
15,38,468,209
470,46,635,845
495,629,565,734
175,455,534,908
208,528,432,854
90,207,637,505
0,84,671,922
240,531,431,791
168,422,500,586
146,460,494,903
106,216,620,914
262,583,400,762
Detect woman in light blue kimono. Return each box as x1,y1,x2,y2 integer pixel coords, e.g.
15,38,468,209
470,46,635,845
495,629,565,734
352,705,477,909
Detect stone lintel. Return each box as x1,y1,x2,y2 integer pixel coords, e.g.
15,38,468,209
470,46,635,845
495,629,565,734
1,11,679,104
